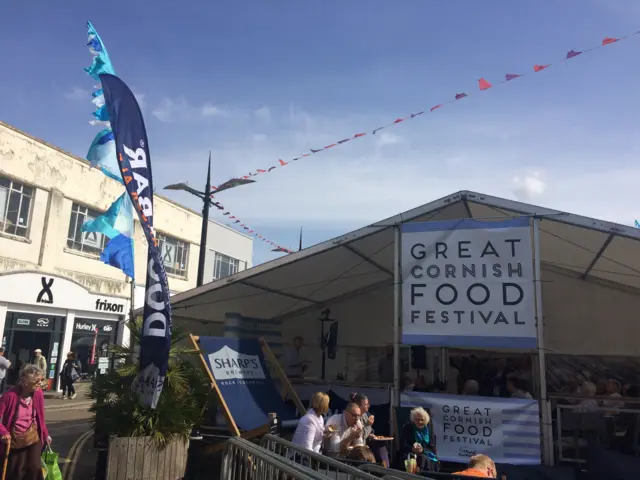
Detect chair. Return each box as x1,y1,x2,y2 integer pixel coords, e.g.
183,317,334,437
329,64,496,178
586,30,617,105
189,335,306,441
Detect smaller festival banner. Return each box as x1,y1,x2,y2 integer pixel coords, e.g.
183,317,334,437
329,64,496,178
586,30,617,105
402,391,541,465
401,217,536,348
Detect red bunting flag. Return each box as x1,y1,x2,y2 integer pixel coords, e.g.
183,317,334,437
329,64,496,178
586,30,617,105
478,78,492,90
210,27,639,224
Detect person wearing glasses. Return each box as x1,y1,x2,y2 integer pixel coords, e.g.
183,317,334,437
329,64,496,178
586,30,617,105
324,403,364,453
0,364,52,479
453,454,497,478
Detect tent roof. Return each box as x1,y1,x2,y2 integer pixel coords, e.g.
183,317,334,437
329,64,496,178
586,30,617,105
166,190,640,323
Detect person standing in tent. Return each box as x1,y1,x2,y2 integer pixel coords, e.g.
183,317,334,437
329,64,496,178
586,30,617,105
284,336,308,378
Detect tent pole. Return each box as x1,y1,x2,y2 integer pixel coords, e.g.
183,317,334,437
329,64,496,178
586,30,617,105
533,217,553,466
392,225,402,429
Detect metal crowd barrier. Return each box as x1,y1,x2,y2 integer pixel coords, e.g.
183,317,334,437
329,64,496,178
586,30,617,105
222,437,330,480
555,404,640,463
261,434,380,479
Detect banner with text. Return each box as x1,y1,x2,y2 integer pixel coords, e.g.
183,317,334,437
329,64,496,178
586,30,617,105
402,391,541,465
101,73,172,408
401,217,536,348
199,336,297,431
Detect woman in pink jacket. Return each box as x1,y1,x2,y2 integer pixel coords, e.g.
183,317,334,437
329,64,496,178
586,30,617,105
0,364,52,480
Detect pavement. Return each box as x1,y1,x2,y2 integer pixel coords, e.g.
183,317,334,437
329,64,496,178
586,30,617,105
43,383,97,479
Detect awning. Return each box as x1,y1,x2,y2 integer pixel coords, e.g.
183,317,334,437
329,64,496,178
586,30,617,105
162,190,640,356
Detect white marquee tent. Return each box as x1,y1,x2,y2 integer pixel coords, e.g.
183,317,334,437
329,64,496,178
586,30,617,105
167,190,640,361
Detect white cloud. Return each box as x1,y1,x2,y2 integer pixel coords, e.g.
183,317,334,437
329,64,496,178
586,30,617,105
254,106,272,123
153,104,640,237
152,97,225,122
202,103,223,117
512,174,546,202
64,86,89,101
377,132,400,146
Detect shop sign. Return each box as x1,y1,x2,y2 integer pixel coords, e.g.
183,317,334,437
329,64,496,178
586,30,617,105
36,318,50,328
74,319,117,334
0,272,128,314
36,277,54,304
94,299,125,313
13,316,55,330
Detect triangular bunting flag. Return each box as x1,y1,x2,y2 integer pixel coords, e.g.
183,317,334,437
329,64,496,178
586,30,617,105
478,78,492,90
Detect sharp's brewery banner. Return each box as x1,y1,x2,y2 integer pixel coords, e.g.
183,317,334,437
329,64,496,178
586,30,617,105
100,74,171,408
401,218,536,348
199,337,297,431
402,392,541,465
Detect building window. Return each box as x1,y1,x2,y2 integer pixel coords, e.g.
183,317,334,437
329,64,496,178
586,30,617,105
67,203,107,255
0,176,34,238
214,252,240,280
158,233,189,277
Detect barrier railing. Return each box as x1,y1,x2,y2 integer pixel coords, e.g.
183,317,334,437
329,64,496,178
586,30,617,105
261,434,380,479
221,437,329,480
555,403,640,463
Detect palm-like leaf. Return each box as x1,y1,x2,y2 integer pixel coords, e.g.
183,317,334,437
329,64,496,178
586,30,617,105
89,318,210,448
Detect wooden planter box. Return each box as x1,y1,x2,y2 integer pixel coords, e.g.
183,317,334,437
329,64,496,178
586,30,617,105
106,436,189,480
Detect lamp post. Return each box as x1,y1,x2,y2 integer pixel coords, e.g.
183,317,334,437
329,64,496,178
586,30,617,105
164,152,254,286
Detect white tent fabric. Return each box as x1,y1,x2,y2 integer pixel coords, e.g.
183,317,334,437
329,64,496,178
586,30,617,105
167,191,640,357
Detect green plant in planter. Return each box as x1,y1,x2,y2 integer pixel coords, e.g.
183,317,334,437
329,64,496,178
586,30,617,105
89,318,210,448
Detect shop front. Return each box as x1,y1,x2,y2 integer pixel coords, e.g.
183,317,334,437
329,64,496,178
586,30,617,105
0,271,128,391
70,318,119,378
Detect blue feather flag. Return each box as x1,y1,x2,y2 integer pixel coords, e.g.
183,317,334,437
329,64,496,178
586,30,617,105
81,193,135,278
82,21,135,278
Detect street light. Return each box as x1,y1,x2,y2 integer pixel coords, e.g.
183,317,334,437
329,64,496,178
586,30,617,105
164,152,255,286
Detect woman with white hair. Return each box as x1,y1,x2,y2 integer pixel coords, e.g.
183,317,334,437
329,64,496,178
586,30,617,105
576,382,599,412
0,364,51,479
396,407,438,472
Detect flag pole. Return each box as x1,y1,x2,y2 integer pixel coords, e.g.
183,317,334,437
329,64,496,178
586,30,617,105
129,276,135,326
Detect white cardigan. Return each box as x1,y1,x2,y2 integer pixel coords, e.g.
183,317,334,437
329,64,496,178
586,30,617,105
291,409,326,453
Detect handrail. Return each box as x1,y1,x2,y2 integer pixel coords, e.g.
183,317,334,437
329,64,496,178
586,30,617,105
222,437,329,479
261,433,380,479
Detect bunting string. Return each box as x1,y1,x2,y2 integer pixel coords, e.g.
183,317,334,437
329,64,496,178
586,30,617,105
216,203,294,253
216,32,637,184
212,31,638,253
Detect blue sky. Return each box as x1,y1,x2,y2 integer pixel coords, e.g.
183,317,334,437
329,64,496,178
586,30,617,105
2,0,640,265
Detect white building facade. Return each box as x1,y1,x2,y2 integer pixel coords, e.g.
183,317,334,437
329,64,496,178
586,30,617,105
0,121,252,391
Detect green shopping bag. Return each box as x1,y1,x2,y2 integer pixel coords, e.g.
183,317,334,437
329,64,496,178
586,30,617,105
41,446,62,480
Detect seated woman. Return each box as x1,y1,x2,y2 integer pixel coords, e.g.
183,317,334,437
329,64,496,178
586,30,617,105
397,407,438,473
291,392,330,453
351,393,390,466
